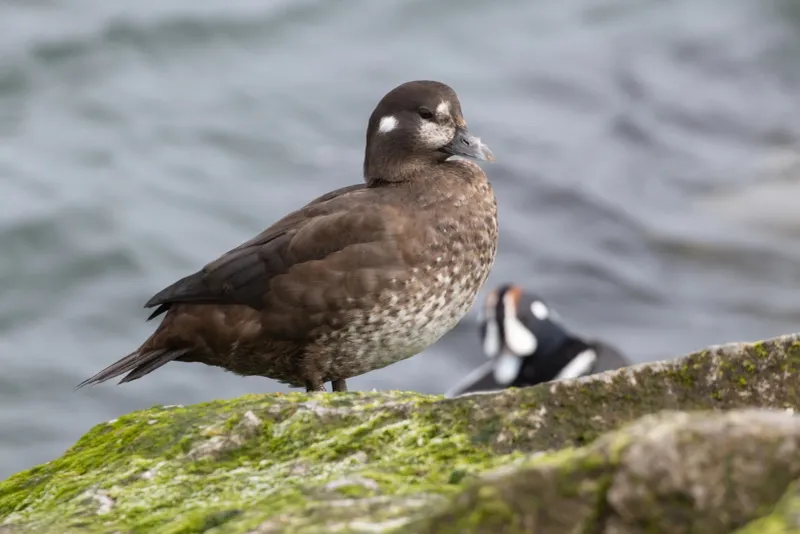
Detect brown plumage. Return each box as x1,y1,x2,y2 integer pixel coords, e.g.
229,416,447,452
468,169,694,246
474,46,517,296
78,80,499,393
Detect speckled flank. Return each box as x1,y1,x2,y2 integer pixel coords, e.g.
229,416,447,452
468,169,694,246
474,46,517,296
307,165,498,383
208,159,499,390
4,333,800,533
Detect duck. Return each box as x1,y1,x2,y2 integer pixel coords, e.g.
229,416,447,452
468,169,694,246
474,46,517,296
445,284,629,397
79,80,498,393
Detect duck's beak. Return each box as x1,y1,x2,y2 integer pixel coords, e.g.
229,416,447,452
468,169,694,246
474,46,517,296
440,127,495,162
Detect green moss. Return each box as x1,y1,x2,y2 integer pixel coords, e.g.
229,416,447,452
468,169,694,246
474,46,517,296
412,422,630,533
436,485,524,534
4,334,800,532
0,391,525,533
753,342,770,360
782,342,800,374
734,481,800,534
665,364,697,388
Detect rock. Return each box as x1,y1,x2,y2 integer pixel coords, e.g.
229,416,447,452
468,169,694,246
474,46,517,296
733,481,800,534
1,333,800,533
416,410,800,534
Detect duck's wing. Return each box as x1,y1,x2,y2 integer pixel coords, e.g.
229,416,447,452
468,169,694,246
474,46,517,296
144,183,383,319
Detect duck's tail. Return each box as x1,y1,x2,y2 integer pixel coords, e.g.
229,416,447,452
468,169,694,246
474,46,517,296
76,347,191,388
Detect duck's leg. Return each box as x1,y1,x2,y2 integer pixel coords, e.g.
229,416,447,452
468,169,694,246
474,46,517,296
331,379,348,392
305,380,326,392
304,361,327,392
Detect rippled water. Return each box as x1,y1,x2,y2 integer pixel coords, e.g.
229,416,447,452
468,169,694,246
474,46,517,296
2,0,800,478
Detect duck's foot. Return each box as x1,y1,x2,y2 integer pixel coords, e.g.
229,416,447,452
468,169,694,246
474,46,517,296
331,379,348,392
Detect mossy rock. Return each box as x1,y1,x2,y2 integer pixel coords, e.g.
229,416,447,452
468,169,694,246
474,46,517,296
1,333,800,533
417,409,800,534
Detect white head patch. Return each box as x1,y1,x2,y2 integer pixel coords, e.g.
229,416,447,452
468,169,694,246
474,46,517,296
378,115,398,134
531,301,549,320
502,292,537,355
482,320,501,358
436,101,451,117
480,290,500,357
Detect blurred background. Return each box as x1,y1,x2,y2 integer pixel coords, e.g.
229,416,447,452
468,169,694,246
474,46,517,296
2,0,800,479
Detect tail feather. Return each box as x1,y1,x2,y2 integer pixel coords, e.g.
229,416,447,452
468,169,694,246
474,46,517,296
76,348,190,388
118,348,191,384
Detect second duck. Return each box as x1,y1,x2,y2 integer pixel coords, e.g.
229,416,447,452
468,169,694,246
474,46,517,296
446,284,630,397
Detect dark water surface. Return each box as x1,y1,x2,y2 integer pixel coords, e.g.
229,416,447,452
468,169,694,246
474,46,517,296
2,0,800,478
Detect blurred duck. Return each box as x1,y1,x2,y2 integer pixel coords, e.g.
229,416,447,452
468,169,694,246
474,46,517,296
445,285,630,397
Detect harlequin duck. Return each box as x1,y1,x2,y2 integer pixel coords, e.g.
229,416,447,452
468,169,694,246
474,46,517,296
445,285,630,397
78,80,498,393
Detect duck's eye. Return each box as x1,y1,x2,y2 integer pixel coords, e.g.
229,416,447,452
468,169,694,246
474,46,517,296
418,107,434,120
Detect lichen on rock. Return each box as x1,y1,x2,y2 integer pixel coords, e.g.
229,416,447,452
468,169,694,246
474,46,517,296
1,333,800,533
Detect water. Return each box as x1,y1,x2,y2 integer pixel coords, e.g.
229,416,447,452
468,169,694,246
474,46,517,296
2,0,800,479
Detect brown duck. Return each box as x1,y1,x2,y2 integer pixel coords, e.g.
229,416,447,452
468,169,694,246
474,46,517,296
79,80,498,393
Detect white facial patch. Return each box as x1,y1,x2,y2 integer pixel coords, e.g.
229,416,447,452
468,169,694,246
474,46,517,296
494,352,523,385
502,292,537,355
482,320,501,358
378,115,398,134
418,102,454,149
530,301,549,320
418,121,454,149
554,349,597,381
